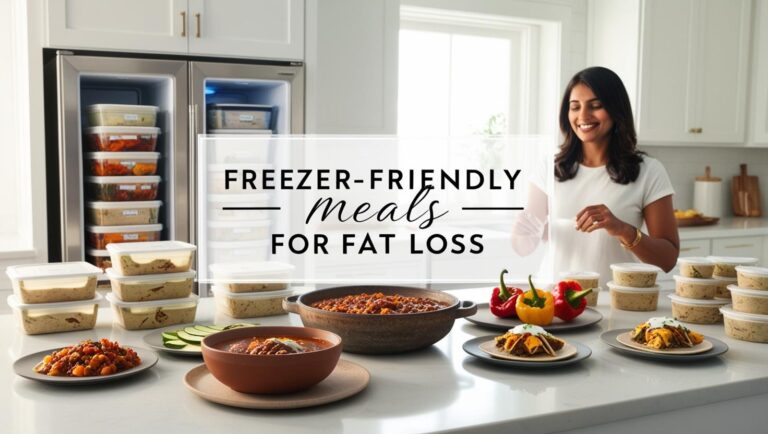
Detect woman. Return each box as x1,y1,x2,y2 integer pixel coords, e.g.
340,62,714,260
513,66,679,286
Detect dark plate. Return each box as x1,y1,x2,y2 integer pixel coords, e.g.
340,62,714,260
13,346,158,385
142,323,260,357
465,303,603,331
462,336,591,369
600,329,729,361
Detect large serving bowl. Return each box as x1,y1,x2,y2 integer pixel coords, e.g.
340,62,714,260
283,286,477,354
201,326,342,394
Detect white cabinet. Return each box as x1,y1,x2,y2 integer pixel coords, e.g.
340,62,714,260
711,236,764,259
750,0,768,145
589,0,752,145
45,0,304,60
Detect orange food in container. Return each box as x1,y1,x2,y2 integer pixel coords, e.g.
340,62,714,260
86,176,161,201
85,152,160,176
87,248,112,271
85,126,160,151
86,224,163,249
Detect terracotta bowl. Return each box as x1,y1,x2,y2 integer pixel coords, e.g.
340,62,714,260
283,285,477,354
201,326,342,394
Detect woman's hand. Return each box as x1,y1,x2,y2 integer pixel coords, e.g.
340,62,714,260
575,204,635,242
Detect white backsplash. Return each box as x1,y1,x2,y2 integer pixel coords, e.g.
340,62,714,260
640,146,768,216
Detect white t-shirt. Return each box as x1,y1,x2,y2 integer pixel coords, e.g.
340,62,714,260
552,156,674,288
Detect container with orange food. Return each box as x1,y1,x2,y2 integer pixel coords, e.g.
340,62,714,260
85,126,160,152
86,224,163,249
85,152,160,176
86,176,161,201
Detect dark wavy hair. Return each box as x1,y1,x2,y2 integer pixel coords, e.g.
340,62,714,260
555,66,644,184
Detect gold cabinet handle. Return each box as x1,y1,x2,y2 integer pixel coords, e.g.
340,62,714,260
688,128,703,134
195,13,201,38
181,11,186,37
724,244,753,249
679,247,700,252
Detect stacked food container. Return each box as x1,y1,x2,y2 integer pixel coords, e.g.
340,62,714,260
83,104,163,282
667,257,729,324
105,241,198,330
6,262,103,335
210,262,294,319
712,256,768,343
607,263,662,311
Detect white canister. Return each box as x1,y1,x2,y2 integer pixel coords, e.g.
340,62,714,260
693,166,723,218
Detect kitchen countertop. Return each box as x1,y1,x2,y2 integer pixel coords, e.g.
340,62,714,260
2,289,768,434
678,217,768,239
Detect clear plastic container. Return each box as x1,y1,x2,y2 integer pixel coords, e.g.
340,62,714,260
85,151,160,176
85,126,160,151
207,103,273,129
673,275,719,300
668,294,728,324
720,306,768,343
207,193,270,221
6,262,102,304
677,257,715,278
7,294,101,335
610,263,661,288
86,176,161,201
208,240,269,265
107,292,198,330
713,276,737,299
607,281,660,311
207,220,270,242
707,256,758,278
107,241,196,276
87,104,158,127
86,224,163,250
210,262,294,293
106,268,195,302
558,271,600,306
727,285,768,315
735,266,768,290
209,137,270,164
87,248,112,271
212,286,292,318
86,200,162,226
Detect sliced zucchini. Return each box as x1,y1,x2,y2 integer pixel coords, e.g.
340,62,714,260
177,330,205,344
163,339,188,349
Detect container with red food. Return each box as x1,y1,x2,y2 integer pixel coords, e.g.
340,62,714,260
86,224,163,250
85,152,160,176
85,126,160,152
86,249,112,271
86,176,161,201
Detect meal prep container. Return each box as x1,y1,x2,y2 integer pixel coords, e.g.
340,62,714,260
86,176,161,201
208,240,269,264
87,104,158,127
207,220,270,242
85,151,160,176
558,271,600,306
86,200,162,226
7,293,101,335
107,292,198,330
207,103,273,129
107,241,196,276
282,286,477,354
668,294,728,324
210,262,294,293
735,266,768,290
212,286,293,318
707,256,758,278
106,268,195,302
85,126,159,152
207,193,270,221
727,285,768,315
86,248,112,271
610,263,661,287
6,262,102,304
714,276,737,299
673,275,719,299
720,306,768,343
209,136,270,164
607,281,660,311
86,224,163,249
202,326,341,394
677,257,715,278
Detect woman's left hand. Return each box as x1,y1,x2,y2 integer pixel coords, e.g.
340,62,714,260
575,204,630,237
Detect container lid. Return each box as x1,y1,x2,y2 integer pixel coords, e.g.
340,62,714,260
106,240,197,255
207,193,270,203
672,275,719,284
6,261,103,281
105,268,196,282
720,305,768,323
610,263,662,273
84,152,160,160
87,200,162,209
85,126,160,134
677,257,714,266
707,256,758,265
106,292,198,308
211,285,294,300
86,224,163,234
7,293,103,310
208,240,269,249
86,176,161,184
210,262,294,279
207,103,273,110
558,271,599,279
734,265,768,278
606,281,660,293
726,284,768,298
713,275,738,283
87,104,159,112
208,220,269,228
207,129,272,135
86,248,109,256
667,294,729,306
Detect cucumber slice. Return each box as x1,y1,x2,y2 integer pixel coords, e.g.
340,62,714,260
177,330,205,344
194,325,220,334
206,325,226,331
161,332,178,341
163,339,188,349
184,327,210,337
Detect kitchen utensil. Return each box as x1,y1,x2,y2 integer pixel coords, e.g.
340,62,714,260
694,166,723,217
731,164,762,217
466,304,602,331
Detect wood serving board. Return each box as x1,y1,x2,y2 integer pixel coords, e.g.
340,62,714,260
676,216,719,227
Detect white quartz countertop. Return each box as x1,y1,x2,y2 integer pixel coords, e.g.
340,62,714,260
2,289,768,434
678,217,768,239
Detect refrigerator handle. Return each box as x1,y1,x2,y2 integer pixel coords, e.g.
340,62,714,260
181,11,187,37
188,103,198,244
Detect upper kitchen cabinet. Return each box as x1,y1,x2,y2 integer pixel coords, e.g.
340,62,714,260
589,0,752,145
45,0,304,61
750,0,768,146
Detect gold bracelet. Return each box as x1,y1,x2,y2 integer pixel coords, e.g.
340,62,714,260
621,227,643,249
